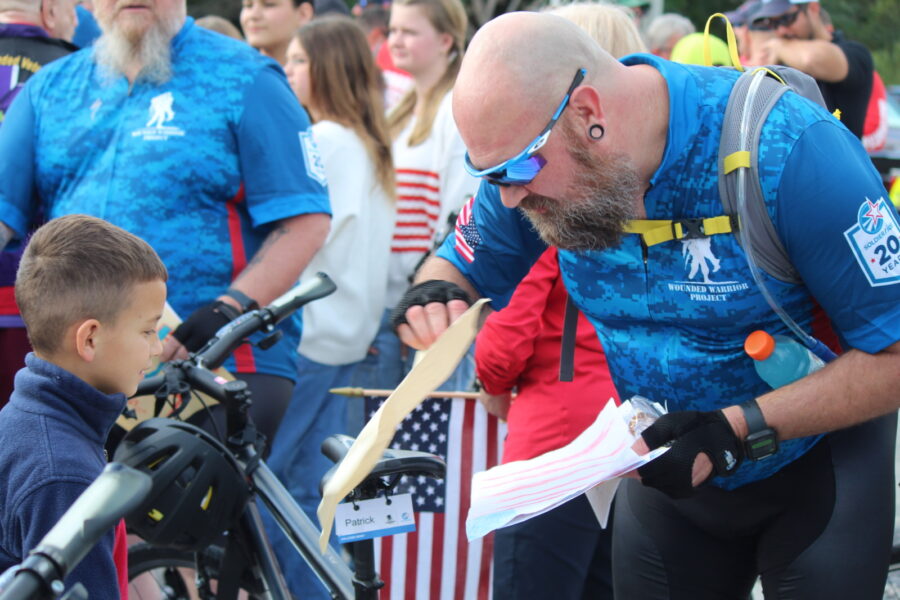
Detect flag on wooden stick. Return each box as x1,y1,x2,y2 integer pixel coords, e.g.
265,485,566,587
364,395,506,599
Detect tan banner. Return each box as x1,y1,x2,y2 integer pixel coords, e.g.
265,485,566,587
317,299,488,552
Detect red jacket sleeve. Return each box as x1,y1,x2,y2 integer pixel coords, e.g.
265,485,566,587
475,247,559,395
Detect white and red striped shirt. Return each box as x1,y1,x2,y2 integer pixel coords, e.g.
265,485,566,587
386,92,480,307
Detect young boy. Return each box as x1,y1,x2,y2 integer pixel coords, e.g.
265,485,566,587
0,214,167,599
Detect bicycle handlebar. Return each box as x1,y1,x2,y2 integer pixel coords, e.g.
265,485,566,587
134,272,336,399
0,463,151,600
321,434,356,464
199,273,337,370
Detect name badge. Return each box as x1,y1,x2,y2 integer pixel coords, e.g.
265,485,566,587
334,494,415,543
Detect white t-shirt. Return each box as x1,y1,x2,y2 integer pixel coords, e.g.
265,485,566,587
298,120,394,365
385,91,480,308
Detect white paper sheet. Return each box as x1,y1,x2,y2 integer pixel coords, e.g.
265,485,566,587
466,400,667,540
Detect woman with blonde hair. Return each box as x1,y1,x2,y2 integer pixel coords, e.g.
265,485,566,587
262,15,395,600
550,2,647,57
358,0,480,392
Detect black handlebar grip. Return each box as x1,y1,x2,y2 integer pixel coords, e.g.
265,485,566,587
321,434,356,464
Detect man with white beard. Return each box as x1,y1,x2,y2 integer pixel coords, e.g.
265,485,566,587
0,0,332,454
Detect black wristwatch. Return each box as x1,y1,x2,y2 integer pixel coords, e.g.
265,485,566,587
739,399,778,461
223,288,259,314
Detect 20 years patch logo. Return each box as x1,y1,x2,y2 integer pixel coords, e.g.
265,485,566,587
845,197,900,287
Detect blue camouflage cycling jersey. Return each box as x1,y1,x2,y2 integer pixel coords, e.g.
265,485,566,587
438,54,900,489
0,18,331,380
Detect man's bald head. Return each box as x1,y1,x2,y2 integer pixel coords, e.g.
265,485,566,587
0,0,77,41
453,12,620,166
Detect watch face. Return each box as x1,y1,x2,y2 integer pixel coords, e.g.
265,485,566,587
745,430,778,460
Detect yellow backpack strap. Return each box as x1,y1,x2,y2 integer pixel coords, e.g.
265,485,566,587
625,216,736,247
723,150,751,175
749,65,786,85
704,13,744,71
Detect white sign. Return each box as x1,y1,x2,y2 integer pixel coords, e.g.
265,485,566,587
334,493,415,543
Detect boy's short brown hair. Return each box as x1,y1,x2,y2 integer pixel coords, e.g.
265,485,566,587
15,215,168,355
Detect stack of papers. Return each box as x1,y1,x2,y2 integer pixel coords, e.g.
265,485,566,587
466,399,667,540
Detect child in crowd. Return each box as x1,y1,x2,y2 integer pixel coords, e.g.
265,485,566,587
0,214,168,599
241,0,313,65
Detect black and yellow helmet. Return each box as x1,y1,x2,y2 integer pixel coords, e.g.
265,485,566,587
114,418,250,551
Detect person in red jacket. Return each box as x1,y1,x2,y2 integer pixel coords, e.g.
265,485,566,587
475,245,619,600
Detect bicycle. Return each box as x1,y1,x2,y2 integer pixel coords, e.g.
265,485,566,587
118,273,447,600
0,463,151,600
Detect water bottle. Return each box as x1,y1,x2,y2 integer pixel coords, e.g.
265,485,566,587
744,330,825,389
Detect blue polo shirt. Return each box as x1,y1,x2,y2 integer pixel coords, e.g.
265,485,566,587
0,18,331,379
438,55,897,488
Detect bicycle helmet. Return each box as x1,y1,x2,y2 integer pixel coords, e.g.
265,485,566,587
113,418,250,551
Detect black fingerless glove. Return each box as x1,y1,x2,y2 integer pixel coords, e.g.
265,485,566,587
389,280,472,331
171,300,241,353
636,410,743,499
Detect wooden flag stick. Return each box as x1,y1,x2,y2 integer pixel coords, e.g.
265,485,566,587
329,386,481,400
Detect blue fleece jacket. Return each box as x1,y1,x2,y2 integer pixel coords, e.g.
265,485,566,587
0,353,125,599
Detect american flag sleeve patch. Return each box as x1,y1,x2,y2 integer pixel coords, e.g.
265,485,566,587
454,195,481,263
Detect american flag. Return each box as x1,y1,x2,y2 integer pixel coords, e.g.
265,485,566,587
454,195,481,263
364,395,506,599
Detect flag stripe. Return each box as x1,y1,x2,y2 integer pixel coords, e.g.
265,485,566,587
393,533,406,599
415,513,432,599
430,512,445,600
381,535,393,599
441,401,463,600
478,414,499,600
405,515,419,597
455,400,475,595
466,406,488,599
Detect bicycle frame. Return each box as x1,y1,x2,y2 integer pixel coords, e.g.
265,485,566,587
243,450,355,600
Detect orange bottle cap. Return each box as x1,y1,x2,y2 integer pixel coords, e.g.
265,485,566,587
745,330,775,361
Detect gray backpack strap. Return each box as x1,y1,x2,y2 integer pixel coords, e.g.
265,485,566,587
718,66,824,284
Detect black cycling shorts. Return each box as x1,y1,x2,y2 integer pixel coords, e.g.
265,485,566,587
613,413,896,600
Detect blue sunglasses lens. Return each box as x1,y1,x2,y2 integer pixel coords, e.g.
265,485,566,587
484,155,547,186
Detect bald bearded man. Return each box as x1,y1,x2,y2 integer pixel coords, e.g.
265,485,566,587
390,12,899,599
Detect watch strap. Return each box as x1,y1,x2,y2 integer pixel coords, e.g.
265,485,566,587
739,398,779,461
739,398,768,434
224,288,259,313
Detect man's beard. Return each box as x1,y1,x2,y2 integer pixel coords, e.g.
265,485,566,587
94,7,183,84
519,122,641,251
